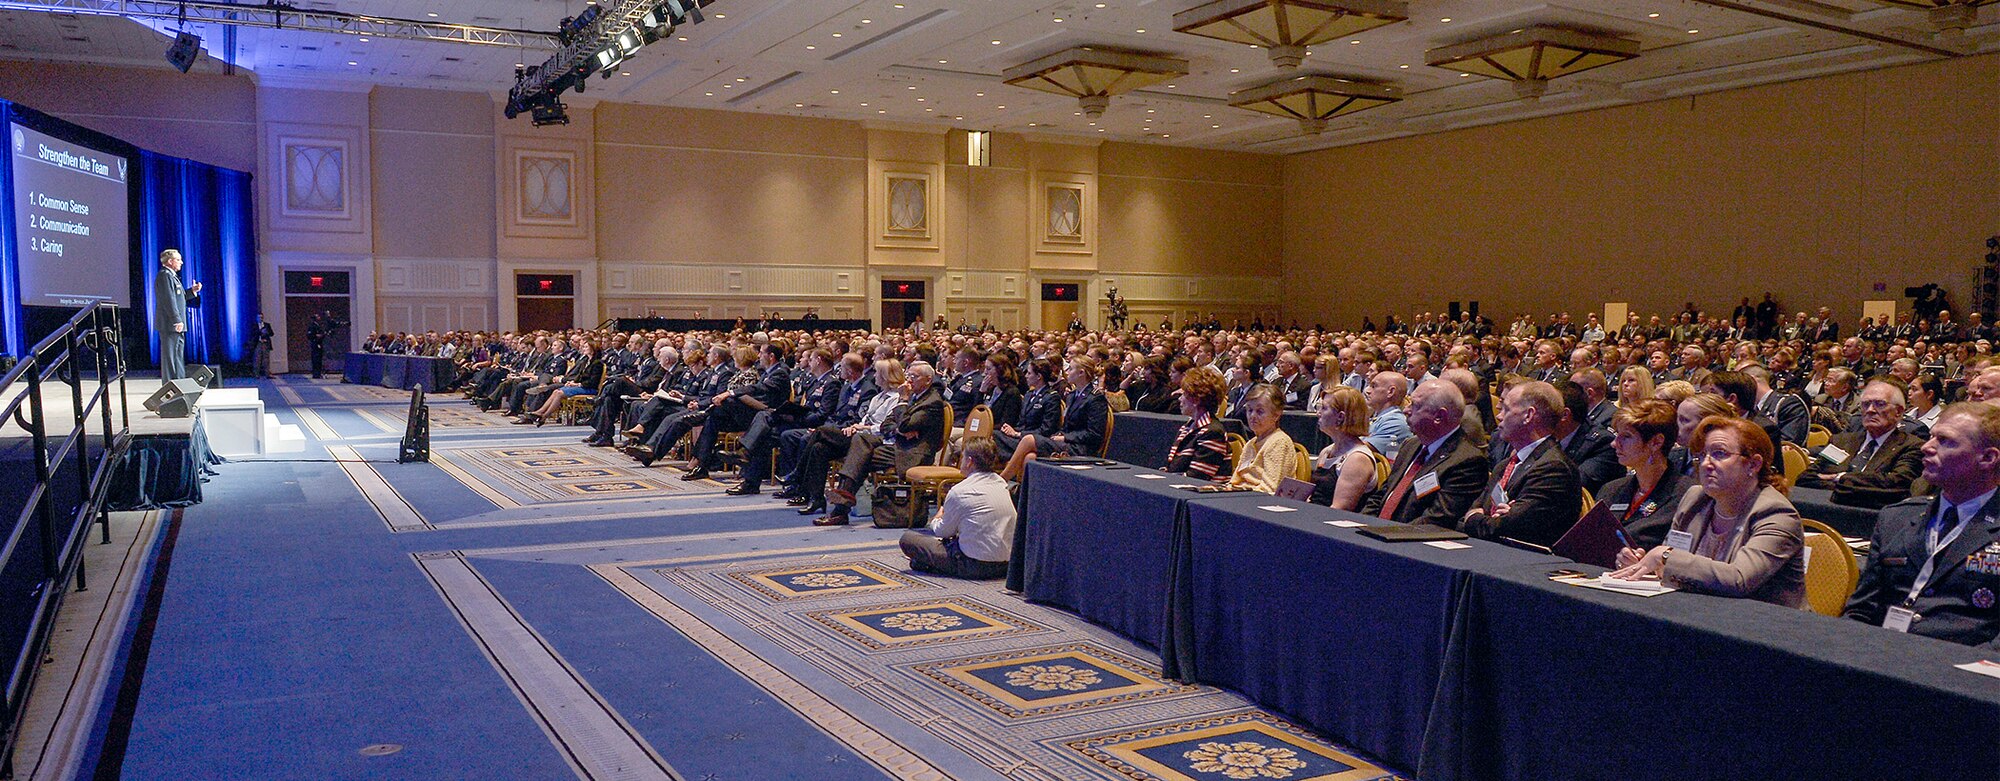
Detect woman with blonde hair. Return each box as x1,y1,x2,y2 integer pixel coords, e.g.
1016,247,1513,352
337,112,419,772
1228,384,1298,494
1308,385,1387,510
1617,365,1655,409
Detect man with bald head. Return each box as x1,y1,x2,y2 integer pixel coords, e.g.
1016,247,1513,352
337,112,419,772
1968,367,2000,405
1364,379,1490,526
1462,380,1582,547
1364,371,1412,458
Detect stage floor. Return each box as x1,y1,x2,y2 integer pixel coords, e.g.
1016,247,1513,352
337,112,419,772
0,377,199,445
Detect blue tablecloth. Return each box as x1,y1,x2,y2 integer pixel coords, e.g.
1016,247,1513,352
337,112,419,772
108,424,218,510
1169,494,1565,771
1788,485,1883,537
1106,411,1257,470
342,353,455,391
1011,460,1223,650
1421,562,2000,781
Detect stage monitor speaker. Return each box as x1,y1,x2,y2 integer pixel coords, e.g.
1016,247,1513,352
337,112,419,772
144,379,205,419
187,364,219,388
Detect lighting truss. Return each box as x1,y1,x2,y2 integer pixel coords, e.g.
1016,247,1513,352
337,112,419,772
0,0,559,49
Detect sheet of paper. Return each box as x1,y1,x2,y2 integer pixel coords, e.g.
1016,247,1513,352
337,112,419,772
1425,540,1472,550
1170,483,1202,489
1954,660,2000,680
1134,474,1167,480
1554,574,1679,597
1061,464,1094,470
1325,520,1367,528
1257,505,1298,513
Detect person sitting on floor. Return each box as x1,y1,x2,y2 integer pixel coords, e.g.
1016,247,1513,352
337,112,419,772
900,439,1016,580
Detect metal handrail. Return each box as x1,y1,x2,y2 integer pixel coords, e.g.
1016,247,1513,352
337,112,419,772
0,301,129,776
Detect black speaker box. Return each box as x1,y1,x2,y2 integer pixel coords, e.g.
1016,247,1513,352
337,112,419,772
188,364,219,388
144,379,205,419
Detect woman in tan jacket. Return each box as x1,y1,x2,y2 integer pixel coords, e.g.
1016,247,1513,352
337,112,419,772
1611,415,1807,608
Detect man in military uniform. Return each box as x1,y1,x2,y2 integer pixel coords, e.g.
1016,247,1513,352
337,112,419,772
1844,402,2000,648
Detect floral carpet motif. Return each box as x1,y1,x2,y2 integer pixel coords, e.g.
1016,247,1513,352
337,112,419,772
430,443,711,504
625,551,1406,781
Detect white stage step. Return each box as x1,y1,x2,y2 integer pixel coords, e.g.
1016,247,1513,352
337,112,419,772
264,414,306,453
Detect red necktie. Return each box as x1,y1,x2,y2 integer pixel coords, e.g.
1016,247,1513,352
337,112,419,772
1378,446,1432,520
1493,453,1523,507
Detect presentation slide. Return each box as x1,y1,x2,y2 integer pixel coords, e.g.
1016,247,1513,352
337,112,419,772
11,122,130,308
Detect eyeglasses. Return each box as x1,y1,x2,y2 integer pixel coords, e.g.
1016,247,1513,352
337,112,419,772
1698,449,1752,463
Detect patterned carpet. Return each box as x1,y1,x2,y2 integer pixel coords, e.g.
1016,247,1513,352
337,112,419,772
582,546,1405,781
431,442,716,504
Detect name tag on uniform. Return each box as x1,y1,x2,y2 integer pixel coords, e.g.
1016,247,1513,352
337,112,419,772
1609,503,1631,514
1413,472,1440,497
1884,606,1917,633
1665,529,1694,551
1817,443,1851,464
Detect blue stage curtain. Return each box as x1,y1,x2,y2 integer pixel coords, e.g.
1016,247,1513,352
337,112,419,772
137,151,258,366
0,101,19,356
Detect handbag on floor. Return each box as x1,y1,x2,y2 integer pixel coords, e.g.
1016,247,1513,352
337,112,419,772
870,481,926,529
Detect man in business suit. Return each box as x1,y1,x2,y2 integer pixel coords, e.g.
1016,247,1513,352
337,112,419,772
586,343,676,446
1571,368,1616,432
1364,379,1488,526
1844,403,2000,648
153,249,201,381
777,353,878,507
687,341,794,483
1795,379,1925,508
730,347,843,495
818,362,946,526
1553,380,1622,494
1463,380,1582,548
1744,364,1810,447
1704,369,1787,456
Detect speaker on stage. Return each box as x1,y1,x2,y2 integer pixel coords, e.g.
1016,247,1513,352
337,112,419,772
187,364,219,389
144,379,205,419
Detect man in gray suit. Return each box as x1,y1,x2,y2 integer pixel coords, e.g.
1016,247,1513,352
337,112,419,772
153,249,201,381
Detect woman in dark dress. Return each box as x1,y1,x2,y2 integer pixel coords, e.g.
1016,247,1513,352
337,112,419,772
996,358,1061,455
981,352,1024,429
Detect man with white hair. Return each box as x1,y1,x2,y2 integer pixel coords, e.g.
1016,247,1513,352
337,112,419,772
1364,379,1489,526
153,248,202,381
1796,379,1925,508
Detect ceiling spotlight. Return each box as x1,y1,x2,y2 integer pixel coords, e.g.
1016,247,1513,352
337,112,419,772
165,30,202,73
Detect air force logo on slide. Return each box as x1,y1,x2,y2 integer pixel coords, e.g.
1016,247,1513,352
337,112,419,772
11,127,21,154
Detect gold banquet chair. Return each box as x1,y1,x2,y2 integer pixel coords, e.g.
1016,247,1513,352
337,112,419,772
907,405,989,505
1806,424,1832,450
1800,518,1860,617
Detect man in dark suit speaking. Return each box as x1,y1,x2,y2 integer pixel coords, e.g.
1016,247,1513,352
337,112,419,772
153,248,201,381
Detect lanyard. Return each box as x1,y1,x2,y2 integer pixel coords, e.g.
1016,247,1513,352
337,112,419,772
1907,504,1974,606
1623,480,1658,521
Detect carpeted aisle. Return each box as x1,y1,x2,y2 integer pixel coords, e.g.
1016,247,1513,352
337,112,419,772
97,376,1408,780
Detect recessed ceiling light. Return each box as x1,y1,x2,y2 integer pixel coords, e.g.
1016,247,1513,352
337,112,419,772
894,3,905,7
1028,122,1038,126
795,103,804,107
515,63,525,68
938,59,949,64
1095,3,1105,7
1348,39,1359,44
861,19,872,23
917,97,926,101
1648,12,1661,17
1399,64,1410,68
832,32,842,37
805,45,816,49
358,37,369,42
1687,28,1700,34
714,13,725,18
1166,84,1176,88
830,89,840,94
997,105,1005,109
1088,121,1096,126
621,70,631,75
736,77,747,81
724,84,733,88
1053,17,1064,22
1440,17,1452,22
1202,114,1211,118
1161,134,1169,138
860,102,869,106
975,92,984,96
878,109,887,113
346,60,358,66
1211,124,1220,128
1135,28,1146,33
1460,73,1471,77
677,36,688,41
925,108,934,111
991,40,1001,44
1146,109,1155,113
1097,129,1105,132
426,12,437,17
908,85,917,90
1229,68,1240,73
705,91,714,96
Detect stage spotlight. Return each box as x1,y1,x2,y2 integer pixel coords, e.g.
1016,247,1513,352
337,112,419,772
530,96,570,126
165,31,201,73
617,28,643,56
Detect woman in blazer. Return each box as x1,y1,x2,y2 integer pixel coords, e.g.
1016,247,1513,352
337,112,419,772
1611,416,1807,608
999,356,1109,481
1164,366,1231,482
981,353,1025,430
1597,399,1692,549
996,358,1062,454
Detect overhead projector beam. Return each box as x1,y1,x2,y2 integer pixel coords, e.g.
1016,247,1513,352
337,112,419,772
0,0,559,49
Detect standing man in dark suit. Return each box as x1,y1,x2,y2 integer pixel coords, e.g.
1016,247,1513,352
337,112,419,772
1844,403,2000,648
1463,380,1582,547
250,314,275,378
305,314,329,379
1795,379,1925,508
1363,380,1488,526
153,249,201,381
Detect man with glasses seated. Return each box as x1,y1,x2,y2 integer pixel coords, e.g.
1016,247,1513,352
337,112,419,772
1794,379,1924,508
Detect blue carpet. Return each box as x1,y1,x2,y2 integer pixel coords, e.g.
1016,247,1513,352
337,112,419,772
97,379,1409,780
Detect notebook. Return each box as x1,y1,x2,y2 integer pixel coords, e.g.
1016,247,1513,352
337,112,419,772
1356,524,1470,542
1274,477,1316,502
1551,501,1628,569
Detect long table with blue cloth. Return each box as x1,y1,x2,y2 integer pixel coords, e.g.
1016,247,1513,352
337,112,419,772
1011,457,2000,779
342,352,456,391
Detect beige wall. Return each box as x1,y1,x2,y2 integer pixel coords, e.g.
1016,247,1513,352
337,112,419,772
0,61,257,171
1283,52,2000,330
